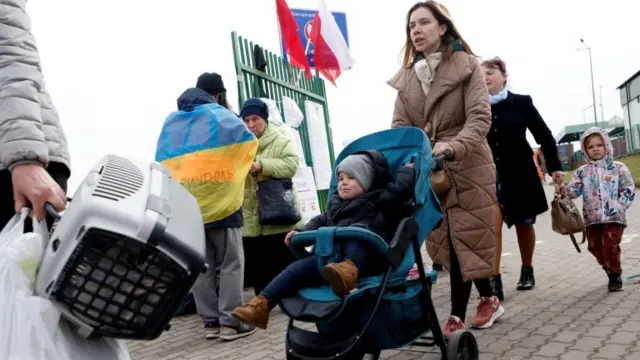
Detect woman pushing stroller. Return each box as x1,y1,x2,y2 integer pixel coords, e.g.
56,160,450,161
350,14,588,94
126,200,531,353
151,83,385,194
232,150,416,330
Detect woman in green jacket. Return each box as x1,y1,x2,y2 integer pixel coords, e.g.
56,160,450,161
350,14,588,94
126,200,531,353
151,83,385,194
240,98,303,296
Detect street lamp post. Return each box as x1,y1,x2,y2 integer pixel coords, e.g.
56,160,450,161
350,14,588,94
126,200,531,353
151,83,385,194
599,84,605,124
583,104,594,131
578,39,598,127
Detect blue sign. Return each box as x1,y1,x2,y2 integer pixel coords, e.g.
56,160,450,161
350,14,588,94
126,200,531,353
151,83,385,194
280,8,350,69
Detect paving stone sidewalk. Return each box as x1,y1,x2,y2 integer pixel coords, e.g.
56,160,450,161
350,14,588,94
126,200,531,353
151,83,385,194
128,186,640,360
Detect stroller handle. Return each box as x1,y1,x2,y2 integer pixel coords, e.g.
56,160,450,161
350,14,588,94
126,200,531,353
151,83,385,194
432,150,453,172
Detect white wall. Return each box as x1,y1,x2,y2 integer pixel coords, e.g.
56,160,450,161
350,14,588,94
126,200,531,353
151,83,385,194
623,98,640,152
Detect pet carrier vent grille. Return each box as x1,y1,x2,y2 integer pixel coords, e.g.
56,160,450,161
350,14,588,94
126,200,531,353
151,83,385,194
52,228,189,339
92,155,144,201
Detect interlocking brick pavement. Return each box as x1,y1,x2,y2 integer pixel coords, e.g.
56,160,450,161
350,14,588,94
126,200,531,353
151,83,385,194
128,186,640,359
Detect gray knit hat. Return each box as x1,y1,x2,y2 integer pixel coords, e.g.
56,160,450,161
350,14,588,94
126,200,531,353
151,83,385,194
336,154,375,191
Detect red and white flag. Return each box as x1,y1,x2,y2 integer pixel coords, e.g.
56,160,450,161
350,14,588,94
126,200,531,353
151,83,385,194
276,0,312,79
309,0,354,86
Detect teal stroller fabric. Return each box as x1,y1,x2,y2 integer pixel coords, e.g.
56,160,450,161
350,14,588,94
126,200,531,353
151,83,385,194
285,127,444,350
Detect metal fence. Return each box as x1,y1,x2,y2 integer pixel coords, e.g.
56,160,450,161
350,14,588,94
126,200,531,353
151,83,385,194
231,31,336,211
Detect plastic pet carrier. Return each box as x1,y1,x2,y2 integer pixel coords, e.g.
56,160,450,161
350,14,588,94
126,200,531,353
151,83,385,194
35,154,207,341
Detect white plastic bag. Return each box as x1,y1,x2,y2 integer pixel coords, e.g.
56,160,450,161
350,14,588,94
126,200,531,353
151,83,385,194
259,97,285,125
282,96,304,128
0,209,131,360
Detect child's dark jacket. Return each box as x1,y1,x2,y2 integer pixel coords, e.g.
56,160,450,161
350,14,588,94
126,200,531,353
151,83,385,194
301,150,416,242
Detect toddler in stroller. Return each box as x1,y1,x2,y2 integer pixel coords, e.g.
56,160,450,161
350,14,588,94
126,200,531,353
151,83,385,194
239,128,480,360
232,150,416,328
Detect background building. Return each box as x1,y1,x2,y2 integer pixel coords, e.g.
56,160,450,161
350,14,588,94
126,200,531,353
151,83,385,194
618,70,640,153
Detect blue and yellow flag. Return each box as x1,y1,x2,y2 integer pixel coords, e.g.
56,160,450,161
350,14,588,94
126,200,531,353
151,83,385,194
155,103,258,224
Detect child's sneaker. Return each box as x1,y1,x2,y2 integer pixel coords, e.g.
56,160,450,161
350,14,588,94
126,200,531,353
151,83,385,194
442,315,465,337
204,320,220,340
220,323,257,341
322,260,358,297
232,296,270,329
608,274,624,292
471,296,504,329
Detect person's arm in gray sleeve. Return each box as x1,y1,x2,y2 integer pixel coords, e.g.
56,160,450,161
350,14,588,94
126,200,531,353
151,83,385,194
0,0,50,170
0,1,67,220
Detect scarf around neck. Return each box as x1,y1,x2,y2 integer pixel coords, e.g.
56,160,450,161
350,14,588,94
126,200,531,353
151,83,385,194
413,52,443,96
489,87,508,105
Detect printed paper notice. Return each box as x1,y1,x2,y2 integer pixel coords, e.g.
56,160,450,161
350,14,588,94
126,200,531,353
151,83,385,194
293,166,321,224
303,100,332,190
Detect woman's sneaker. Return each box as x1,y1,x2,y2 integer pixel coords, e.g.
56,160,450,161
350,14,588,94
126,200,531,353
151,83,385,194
442,315,465,337
471,296,504,329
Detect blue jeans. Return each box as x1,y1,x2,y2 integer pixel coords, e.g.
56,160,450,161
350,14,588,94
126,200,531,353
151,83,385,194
261,240,370,306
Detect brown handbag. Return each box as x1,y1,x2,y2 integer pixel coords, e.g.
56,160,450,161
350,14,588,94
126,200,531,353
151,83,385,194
550,195,586,253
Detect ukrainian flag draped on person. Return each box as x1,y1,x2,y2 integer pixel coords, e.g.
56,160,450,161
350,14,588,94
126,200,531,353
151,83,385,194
155,95,258,224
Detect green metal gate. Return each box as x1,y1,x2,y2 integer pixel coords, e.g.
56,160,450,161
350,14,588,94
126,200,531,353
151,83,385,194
231,31,336,210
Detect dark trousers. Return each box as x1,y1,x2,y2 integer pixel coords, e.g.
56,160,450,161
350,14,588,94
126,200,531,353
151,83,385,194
0,163,69,231
586,224,624,275
243,232,298,296
261,240,370,305
449,237,492,321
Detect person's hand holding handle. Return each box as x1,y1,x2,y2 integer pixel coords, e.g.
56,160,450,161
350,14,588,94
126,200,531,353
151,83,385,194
433,149,453,172
11,164,67,220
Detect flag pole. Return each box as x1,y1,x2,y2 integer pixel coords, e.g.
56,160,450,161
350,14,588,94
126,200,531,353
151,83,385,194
294,39,313,86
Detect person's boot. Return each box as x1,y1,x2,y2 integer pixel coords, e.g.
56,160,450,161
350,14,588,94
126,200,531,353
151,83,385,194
490,274,504,301
323,260,358,297
516,265,535,290
608,273,624,292
232,296,270,330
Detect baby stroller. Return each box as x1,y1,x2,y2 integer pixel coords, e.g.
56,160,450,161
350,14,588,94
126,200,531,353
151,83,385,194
282,127,479,360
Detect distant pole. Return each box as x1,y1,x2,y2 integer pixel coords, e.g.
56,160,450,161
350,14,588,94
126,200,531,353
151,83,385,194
599,85,605,124
583,104,593,131
579,39,598,127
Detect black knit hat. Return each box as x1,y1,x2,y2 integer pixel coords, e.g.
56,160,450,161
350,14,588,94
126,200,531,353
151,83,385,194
240,98,269,121
196,72,226,96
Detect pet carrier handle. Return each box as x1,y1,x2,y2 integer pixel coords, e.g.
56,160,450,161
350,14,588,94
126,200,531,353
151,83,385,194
45,202,62,221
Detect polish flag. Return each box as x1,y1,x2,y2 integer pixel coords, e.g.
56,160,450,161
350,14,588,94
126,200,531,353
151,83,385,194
309,0,354,86
276,0,312,79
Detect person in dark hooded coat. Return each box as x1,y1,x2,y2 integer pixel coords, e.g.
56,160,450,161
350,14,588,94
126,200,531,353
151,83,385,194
231,150,416,330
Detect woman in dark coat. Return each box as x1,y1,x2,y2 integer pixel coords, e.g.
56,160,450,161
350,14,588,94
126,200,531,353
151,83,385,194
482,57,563,300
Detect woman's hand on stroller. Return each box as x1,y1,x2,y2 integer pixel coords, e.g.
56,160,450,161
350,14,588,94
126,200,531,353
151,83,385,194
432,142,453,158
284,231,298,246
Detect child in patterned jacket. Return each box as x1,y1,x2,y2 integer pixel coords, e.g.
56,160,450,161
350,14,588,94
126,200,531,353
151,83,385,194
558,127,635,292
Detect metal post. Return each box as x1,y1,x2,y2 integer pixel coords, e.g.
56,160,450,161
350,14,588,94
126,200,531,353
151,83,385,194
587,47,598,126
583,104,593,131
599,85,605,124
580,39,598,126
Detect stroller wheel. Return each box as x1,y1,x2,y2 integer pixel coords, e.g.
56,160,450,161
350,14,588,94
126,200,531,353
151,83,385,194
446,330,478,360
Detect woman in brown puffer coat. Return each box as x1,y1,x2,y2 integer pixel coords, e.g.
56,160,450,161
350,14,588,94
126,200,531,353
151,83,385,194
389,1,500,337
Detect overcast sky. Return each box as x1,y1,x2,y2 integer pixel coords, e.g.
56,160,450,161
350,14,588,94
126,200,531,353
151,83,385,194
28,0,640,190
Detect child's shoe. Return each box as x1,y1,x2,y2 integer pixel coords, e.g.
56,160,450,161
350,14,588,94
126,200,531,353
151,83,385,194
608,273,624,292
442,315,465,337
323,260,358,297
232,296,270,330
471,296,504,329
